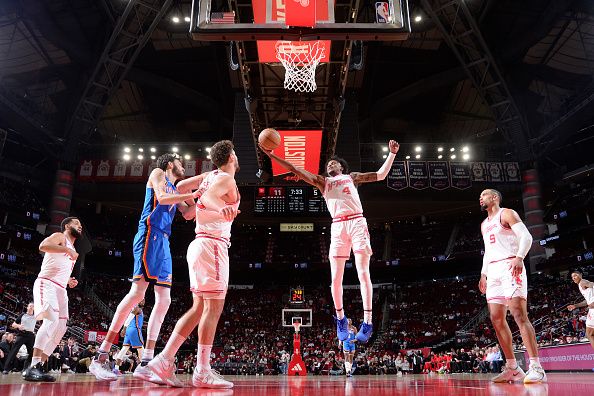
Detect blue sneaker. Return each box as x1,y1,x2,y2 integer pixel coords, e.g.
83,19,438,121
335,316,349,341
356,322,373,343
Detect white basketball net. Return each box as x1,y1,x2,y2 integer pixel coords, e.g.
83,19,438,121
275,41,325,93
293,321,302,333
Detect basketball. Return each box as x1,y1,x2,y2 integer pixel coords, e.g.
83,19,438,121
258,128,281,151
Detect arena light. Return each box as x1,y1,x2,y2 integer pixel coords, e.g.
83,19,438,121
414,15,422,23
382,146,388,152
171,16,180,23
450,147,455,152
137,154,143,160
451,154,456,159
138,148,144,152
405,155,411,160
123,154,131,161
415,146,422,152
184,16,191,22
438,155,443,159
462,146,469,153
124,147,131,153
150,147,156,153
171,146,178,153
437,147,443,152
184,154,191,160
205,147,211,153
207,155,211,159
382,154,387,159
463,154,470,160
150,155,156,160
415,154,421,159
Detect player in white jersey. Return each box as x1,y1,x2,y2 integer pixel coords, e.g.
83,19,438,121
142,140,240,389
23,217,82,382
478,189,546,383
261,139,399,344
567,270,594,349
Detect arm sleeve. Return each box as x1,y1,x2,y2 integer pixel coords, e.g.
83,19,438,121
124,313,134,327
511,222,533,259
376,153,396,181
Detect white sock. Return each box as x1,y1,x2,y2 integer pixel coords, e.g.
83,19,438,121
506,359,517,369
99,340,112,353
529,357,540,367
142,348,154,362
115,365,119,370
162,332,186,361
196,344,212,372
364,310,372,324
336,308,345,320
30,357,42,367
345,362,351,373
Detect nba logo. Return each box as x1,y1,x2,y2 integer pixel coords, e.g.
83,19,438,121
375,2,390,23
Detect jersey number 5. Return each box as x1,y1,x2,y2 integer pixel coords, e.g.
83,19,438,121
342,186,351,195
489,234,496,244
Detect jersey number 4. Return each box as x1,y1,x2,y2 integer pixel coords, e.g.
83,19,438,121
342,186,351,195
489,234,496,244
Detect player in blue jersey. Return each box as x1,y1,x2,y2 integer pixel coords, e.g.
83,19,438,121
341,319,357,377
91,153,208,381
114,300,145,374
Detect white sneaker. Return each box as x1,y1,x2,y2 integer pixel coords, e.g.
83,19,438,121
89,354,117,381
133,363,166,385
491,365,526,383
524,366,547,383
192,368,233,389
147,355,184,387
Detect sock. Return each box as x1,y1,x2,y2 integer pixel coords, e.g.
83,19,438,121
142,348,154,362
114,365,119,370
335,308,344,320
162,332,186,361
364,310,372,324
345,362,351,373
506,359,517,369
529,357,540,367
196,344,212,372
99,340,112,354
30,357,42,367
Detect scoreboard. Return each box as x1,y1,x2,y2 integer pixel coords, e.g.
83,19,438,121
290,287,305,304
254,186,328,216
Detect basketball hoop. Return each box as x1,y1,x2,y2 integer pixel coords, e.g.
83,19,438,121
275,41,326,93
292,321,302,333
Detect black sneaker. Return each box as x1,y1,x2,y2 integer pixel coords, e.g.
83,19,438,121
24,363,56,382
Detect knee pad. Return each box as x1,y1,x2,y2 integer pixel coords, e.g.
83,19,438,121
53,318,68,345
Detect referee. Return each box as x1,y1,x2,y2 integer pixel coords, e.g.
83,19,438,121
2,302,37,374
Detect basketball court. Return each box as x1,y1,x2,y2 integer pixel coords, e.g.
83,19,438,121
1,372,592,395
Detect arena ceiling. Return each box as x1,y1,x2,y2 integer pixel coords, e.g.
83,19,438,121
0,0,593,177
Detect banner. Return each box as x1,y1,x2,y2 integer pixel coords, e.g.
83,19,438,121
486,162,504,182
407,161,429,190
428,161,450,190
280,223,314,232
503,162,521,182
523,343,594,371
387,161,407,190
271,130,322,178
471,162,487,182
252,0,332,63
78,159,215,182
449,162,472,190
84,330,117,344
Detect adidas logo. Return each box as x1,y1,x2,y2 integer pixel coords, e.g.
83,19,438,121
292,363,303,372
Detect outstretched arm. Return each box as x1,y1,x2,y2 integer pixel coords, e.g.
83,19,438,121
176,172,210,193
351,140,399,185
260,146,325,191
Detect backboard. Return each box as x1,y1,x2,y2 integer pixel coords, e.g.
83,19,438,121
282,308,313,327
190,0,411,42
